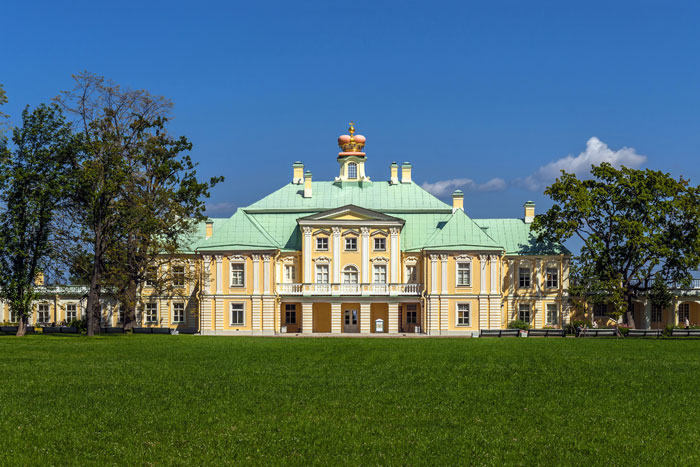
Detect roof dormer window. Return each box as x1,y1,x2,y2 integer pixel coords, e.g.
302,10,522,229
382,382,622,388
347,162,357,179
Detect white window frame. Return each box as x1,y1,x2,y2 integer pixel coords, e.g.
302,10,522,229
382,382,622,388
347,162,358,179
230,262,246,287
406,304,418,324
545,267,559,289
145,303,158,324
344,237,357,251
373,237,386,251
518,267,531,288
373,264,387,284
285,304,296,324
66,303,78,322
456,303,470,326
456,262,471,287
518,303,531,323
116,306,124,324
679,303,690,322
546,303,558,326
37,303,50,324
405,265,418,284
315,264,329,284
342,265,359,284
172,302,185,324
172,264,186,287
146,266,158,287
315,236,329,251
284,265,296,283
230,302,245,326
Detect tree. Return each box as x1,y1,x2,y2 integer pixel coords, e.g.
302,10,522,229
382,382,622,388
0,104,78,336
0,84,9,133
105,116,221,330
532,162,700,328
55,72,172,336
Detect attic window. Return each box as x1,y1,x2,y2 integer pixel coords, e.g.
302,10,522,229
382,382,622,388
347,162,357,179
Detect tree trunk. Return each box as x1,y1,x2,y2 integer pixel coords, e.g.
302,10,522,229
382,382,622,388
16,313,27,337
122,280,139,331
86,231,105,336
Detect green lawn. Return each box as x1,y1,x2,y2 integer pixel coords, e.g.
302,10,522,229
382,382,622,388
0,336,699,465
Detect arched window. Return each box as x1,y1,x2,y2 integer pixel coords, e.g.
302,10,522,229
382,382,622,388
342,265,359,284
347,162,357,179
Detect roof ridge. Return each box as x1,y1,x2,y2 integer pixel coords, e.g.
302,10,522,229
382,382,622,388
243,211,282,248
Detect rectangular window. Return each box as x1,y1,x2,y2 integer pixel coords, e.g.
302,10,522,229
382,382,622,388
316,237,328,251
146,266,158,287
66,304,77,322
457,262,471,286
679,303,690,323
457,303,470,326
284,265,295,283
231,303,245,325
172,302,185,323
173,265,185,287
651,305,663,322
373,265,387,284
373,237,386,251
347,162,357,179
519,304,531,323
116,306,124,324
316,265,329,284
406,265,418,283
546,268,559,288
285,304,296,324
406,304,417,324
145,303,158,323
9,310,18,323
231,263,245,287
594,303,608,317
519,268,531,288
37,304,50,323
546,303,558,326
345,237,357,251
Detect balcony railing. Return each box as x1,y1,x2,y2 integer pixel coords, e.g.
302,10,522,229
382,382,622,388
671,279,700,290
276,283,423,296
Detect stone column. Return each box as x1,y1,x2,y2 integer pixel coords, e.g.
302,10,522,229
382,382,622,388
388,302,399,333
203,256,211,294
303,227,312,283
302,302,313,334
333,226,342,283
430,255,439,294
440,254,448,294
479,255,487,295
360,302,371,334
263,255,271,295
215,255,223,294
361,227,370,284
390,228,399,283
252,255,260,295
331,302,342,334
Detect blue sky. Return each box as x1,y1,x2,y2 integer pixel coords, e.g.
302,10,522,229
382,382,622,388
3,0,700,221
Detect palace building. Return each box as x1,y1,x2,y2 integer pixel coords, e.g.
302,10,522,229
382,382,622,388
2,124,583,335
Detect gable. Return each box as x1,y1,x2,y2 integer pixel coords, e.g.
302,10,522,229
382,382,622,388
298,204,405,227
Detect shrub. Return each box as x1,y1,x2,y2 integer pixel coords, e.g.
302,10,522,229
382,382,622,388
67,318,87,333
508,320,530,330
565,320,587,335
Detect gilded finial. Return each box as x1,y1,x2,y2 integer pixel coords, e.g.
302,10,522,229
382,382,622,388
348,121,355,139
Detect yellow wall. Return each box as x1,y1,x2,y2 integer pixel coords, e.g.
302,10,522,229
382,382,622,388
313,303,331,332
370,303,388,333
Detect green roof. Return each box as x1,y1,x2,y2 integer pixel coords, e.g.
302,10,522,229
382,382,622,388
473,218,569,256
197,211,279,251
422,210,502,251
178,218,228,254
245,181,452,212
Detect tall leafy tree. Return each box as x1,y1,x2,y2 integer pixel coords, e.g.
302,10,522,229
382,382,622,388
106,116,221,330
533,163,700,328
55,72,172,336
0,104,78,336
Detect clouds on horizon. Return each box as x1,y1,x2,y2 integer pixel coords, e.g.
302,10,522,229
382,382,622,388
520,137,647,191
422,137,648,197
421,177,507,197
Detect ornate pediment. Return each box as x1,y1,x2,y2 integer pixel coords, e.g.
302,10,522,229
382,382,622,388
297,205,405,228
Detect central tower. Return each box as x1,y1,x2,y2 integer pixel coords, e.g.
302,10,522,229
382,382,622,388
336,122,370,183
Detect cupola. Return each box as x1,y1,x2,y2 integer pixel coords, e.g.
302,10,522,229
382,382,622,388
336,122,370,183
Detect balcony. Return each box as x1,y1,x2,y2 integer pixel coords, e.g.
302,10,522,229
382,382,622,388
276,283,423,296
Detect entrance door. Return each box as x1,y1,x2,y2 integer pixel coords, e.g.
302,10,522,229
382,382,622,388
344,309,359,333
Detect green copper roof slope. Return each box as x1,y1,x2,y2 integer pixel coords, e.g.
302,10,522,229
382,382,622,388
179,218,228,253
244,181,452,212
197,210,280,251
473,218,570,256
423,209,503,251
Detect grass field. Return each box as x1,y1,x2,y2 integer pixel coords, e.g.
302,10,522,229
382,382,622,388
1,336,699,465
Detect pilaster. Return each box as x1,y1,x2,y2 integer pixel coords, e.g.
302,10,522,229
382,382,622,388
360,302,371,334
252,298,261,331
252,255,260,295
303,227,312,283
215,297,223,331
430,255,439,294
390,228,399,283
215,255,223,294
263,255,271,295
388,302,399,333
440,254,448,295
333,226,342,283
302,302,313,333
479,296,488,330
361,227,370,284
331,302,342,334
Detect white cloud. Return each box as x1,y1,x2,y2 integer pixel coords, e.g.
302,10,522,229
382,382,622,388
205,202,237,216
522,137,647,191
422,177,507,197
